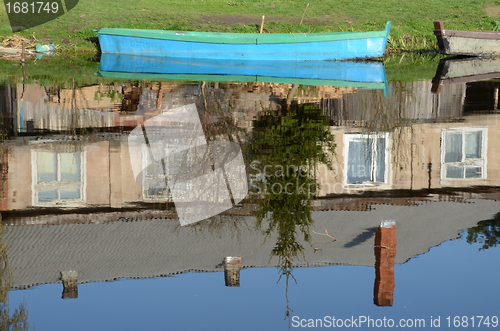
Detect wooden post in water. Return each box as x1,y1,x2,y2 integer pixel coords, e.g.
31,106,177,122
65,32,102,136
374,220,396,306
61,270,78,299
0,149,8,211
21,41,25,63
21,41,27,83
224,256,242,287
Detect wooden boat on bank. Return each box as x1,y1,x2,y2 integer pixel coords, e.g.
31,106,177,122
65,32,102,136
431,56,500,93
433,20,500,56
97,22,391,61
98,54,388,93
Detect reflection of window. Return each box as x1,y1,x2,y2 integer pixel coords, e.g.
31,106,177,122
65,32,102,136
32,150,85,206
141,145,170,201
441,128,487,180
141,144,197,202
344,133,390,187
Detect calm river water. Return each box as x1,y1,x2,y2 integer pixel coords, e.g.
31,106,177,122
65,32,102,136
0,56,499,330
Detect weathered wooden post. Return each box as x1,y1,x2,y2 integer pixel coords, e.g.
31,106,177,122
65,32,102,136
224,256,242,287
61,270,78,299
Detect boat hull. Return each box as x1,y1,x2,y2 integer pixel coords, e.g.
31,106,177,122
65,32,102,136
434,20,500,56
98,22,391,61
98,54,388,92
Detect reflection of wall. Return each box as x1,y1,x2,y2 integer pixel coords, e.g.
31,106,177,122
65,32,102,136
18,84,121,131
14,82,357,133
317,114,500,195
5,115,500,211
7,137,143,211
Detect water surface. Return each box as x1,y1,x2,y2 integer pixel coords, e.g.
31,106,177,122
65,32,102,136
0,58,499,330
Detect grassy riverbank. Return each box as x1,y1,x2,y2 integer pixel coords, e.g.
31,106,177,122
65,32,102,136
1,0,500,54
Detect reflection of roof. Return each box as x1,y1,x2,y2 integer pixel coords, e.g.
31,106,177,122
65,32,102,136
4,199,500,289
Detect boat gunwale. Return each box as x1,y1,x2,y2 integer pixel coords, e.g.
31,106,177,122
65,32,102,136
433,20,500,41
98,70,388,90
98,22,391,45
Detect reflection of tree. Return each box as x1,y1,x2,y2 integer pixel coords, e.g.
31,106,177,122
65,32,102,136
250,103,335,320
466,212,500,251
0,218,29,331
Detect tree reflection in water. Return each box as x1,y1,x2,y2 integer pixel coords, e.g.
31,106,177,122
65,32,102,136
466,211,500,251
0,218,29,331
250,102,336,321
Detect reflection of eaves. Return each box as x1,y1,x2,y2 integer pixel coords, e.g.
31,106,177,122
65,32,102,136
312,189,495,212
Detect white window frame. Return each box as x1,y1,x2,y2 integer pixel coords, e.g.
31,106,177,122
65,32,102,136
343,132,391,188
441,127,487,181
31,148,86,207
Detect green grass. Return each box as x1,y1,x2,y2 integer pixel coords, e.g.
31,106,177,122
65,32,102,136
1,0,500,53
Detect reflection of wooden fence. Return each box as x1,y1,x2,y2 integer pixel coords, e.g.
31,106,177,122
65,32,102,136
0,86,15,131
321,81,465,127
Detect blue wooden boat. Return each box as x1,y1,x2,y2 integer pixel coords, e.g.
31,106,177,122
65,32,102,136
97,22,391,61
98,54,388,93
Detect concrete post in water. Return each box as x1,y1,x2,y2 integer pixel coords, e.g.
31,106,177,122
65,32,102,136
374,220,396,306
61,270,78,299
224,256,242,287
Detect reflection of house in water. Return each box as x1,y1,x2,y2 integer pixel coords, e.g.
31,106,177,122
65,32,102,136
463,81,500,114
316,115,498,195
0,85,16,135
8,79,500,134
316,81,500,196
2,199,500,301
9,81,359,134
322,81,464,126
2,79,500,304
2,80,500,209
12,83,201,132
3,135,143,211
